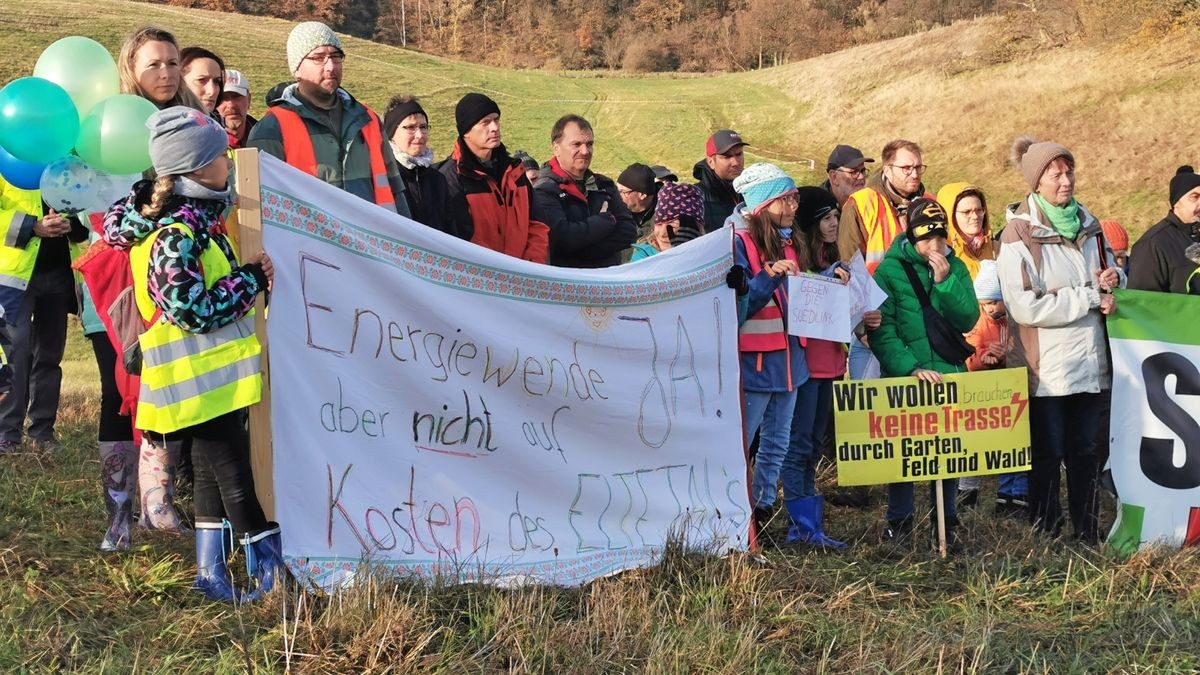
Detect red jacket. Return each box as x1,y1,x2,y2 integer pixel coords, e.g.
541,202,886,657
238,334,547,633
439,141,549,263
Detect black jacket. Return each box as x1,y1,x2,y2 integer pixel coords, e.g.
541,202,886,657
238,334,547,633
398,162,472,241
533,161,637,268
1128,213,1200,294
692,160,740,233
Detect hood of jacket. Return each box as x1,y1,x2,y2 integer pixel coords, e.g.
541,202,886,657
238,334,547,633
103,179,225,251
725,203,750,232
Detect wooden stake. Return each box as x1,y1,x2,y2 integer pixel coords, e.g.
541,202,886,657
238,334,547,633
234,148,275,521
934,478,947,559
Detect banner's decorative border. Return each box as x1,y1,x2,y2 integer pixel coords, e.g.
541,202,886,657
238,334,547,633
285,546,665,587
261,188,729,307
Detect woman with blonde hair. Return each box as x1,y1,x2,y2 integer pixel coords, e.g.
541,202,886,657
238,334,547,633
117,26,202,110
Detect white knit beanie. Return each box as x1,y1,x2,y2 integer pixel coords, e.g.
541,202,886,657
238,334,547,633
973,260,1003,302
287,22,343,74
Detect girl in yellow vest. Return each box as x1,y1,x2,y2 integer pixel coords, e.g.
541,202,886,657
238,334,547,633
103,107,279,602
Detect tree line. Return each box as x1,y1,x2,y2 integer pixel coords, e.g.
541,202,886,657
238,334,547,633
143,0,1195,72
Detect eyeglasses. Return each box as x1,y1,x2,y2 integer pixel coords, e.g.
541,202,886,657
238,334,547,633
617,188,636,197
835,167,867,177
304,52,345,65
399,123,430,133
888,164,927,176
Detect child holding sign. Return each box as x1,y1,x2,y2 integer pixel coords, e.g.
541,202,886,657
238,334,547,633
728,164,810,542
870,198,979,550
781,186,849,547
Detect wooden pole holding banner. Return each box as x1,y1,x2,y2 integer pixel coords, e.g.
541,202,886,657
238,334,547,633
233,148,275,521
934,479,947,559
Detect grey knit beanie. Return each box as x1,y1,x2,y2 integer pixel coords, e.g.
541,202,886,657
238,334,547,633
1011,136,1074,191
287,22,343,74
147,106,229,177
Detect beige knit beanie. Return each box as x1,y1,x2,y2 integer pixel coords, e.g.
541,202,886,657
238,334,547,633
1011,136,1074,191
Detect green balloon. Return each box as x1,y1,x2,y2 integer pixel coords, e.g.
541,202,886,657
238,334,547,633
34,36,119,121
0,77,80,164
75,95,158,175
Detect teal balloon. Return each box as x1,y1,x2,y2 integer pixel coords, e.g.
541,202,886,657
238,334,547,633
75,95,158,175
34,36,119,120
0,145,48,190
0,77,80,164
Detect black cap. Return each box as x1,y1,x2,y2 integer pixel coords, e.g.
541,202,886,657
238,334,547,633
826,144,875,171
905,198,949,243
707,130,748,157
618,163,657,195
513,150,539,171
651,165,678,183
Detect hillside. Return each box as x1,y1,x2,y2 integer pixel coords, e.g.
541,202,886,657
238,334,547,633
6,1,1199,234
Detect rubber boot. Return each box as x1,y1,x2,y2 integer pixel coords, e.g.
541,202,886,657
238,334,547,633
99,440,138,551
193,521,240,602
784,497,818,544
785,496,846,548
138,437,184,531
807,496,847,548
241,524,285,602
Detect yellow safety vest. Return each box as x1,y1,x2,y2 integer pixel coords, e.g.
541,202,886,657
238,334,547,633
130,223,261,434
0,178,84,316
847,187,906,275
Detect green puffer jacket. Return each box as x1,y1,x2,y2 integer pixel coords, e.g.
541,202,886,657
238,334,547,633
247,85,411,219
870,236,980,377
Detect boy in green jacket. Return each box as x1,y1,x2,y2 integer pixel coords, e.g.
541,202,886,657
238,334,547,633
870,198,979,549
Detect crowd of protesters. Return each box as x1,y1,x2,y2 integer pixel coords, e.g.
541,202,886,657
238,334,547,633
0,18,1198,604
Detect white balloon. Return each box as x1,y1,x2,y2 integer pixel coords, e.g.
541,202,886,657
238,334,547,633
39,156,98,215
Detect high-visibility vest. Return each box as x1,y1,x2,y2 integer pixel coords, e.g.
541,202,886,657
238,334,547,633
267,106,397,212
735,230,797,353
0,178,83,318
847,187,911,275
130,224,261,434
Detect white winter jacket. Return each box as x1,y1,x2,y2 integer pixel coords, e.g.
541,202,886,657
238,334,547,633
996,196,1125,397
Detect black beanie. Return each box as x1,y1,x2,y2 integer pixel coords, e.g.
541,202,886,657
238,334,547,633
1170,165,1200,207
455,93,501,137
905,197,949,244
793,186,839,234
383,98,427,141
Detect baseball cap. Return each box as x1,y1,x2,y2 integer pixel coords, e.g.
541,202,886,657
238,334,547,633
706,130,748,157
905,198,950,243
223,69,250,97
826,144,875,171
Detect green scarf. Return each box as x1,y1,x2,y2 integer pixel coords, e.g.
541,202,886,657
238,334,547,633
1033,194,1081,240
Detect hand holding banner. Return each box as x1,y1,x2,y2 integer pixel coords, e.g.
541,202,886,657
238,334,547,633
787,273,851,342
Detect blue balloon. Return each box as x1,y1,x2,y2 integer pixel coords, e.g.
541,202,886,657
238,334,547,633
0,145,48,190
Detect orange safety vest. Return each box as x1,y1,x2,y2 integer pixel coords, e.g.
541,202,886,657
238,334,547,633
735,230,797,354
847,187,931,275
267,106,396,211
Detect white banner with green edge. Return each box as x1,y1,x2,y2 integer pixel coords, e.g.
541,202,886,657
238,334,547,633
1107,289,1200,554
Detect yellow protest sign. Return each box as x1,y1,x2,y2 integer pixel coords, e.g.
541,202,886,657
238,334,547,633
832,369,1031,486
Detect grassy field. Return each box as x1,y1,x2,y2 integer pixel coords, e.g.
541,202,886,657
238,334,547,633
5,3,1200,671
4,330,1200,671
5,1,1200,235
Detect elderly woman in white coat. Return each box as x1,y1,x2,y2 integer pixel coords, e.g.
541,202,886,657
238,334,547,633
997,137,1124,543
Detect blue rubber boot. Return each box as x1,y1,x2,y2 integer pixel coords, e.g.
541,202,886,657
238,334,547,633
192,521,240,602
786,496,847,548
241,524,285,602
808,496,847,549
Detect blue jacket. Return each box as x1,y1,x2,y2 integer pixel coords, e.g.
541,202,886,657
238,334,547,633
730,208,809,393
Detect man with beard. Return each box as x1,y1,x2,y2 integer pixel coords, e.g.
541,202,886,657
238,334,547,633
693,130,747,232
248,22,411,217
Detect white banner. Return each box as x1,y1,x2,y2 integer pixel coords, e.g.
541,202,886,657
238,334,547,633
257,155,749,590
